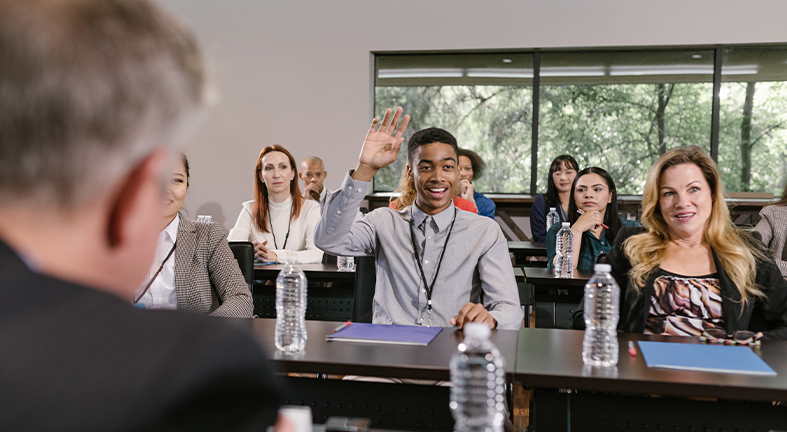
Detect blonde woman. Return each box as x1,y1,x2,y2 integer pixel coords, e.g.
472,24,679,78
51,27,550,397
574,146,787,340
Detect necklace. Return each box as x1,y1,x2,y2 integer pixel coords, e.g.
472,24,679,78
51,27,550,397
408,207,457,326
269,201,292,250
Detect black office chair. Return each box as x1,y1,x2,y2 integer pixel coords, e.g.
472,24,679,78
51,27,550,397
228,241,254,292
517,272,534,328
321,253,338,265
352,256,376,323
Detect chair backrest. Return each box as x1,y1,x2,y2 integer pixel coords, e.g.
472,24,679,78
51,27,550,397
228,241,254,287
321,253,338,265
352,256,376,323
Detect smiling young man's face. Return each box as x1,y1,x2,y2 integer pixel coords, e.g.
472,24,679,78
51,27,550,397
408,142,458,215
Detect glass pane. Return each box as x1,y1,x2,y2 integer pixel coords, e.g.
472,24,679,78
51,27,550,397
718,47,787,195
538,50,714,195
374,53,534,193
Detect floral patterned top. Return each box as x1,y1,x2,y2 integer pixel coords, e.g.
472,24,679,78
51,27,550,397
645,268,723,336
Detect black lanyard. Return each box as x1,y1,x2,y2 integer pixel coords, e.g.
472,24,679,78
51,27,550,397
409,207,457,315
269,203,292,250
134,241,177,304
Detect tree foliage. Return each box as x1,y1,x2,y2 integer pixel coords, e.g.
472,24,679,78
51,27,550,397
375,80,787,196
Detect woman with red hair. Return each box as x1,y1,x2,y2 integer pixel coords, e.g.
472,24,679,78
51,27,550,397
229,145,323,264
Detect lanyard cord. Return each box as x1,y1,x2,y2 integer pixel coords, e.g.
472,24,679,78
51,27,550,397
134,241,177,304
269,202,292,250
409,207,457,312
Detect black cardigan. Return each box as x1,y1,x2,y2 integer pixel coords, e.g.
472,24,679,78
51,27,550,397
572,227,787,340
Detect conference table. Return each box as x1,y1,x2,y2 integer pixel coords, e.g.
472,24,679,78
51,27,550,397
241,318,787,431
253,264,356,321
253,263,356,283
523,267,592,328
507,241,547,267
516,328,787,431
245,319,520,431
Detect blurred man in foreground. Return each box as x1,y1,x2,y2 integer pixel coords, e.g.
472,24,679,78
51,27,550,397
0,0,285,429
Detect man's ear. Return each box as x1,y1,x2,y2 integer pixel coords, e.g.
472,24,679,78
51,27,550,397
298,171,305,181
323,170,327,180
406,165,413,180
106,150,168,248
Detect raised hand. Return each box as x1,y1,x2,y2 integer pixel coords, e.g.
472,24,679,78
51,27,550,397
353,107,410,182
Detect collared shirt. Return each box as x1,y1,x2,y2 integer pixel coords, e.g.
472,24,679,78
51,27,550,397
546,217,641,271
314,171,523,329
137,214,179,309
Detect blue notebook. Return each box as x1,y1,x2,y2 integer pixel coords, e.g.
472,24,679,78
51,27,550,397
638,341,777,376
325,323,442,346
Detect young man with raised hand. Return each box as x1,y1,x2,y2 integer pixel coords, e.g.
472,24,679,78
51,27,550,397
315,108,523,329
0,0,286,430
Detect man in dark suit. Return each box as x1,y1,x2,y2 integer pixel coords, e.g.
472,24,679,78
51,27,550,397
0,0,287,430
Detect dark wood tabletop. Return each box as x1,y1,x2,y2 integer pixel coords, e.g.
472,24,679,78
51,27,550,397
515,328,787,402
244,319,520,381
507,241,548,257
523,267,593,287
253,263,356,282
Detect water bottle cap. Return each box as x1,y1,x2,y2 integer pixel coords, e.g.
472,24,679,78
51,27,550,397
562,222,570,226
594,263,611,273
549,207,556,211
463,322,491,339
285,254,299,264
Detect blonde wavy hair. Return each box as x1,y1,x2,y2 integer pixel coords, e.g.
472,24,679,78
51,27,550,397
389,164,461,210
624,146,766,304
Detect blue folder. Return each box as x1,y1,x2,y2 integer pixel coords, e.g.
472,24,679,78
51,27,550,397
638,341,777,376
325,323,442,346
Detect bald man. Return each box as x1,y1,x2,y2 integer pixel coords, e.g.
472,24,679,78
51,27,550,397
300,156,331,210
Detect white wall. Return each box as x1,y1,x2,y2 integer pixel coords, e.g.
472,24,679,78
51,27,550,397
160,0,787,231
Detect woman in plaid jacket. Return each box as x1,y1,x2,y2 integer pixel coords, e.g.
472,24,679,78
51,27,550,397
133,155,253,317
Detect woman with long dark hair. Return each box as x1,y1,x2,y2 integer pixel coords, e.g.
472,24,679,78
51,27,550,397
546,167,640,271
228,145,323,264
530,155,579,243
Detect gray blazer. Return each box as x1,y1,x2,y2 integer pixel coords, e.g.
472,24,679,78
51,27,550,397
175,217,253,317
755,205,787,279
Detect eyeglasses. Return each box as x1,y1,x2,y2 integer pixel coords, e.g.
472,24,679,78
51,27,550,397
700,329,762,346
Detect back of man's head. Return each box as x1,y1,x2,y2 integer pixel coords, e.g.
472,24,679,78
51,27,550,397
407,128,458,164
0,0,206,208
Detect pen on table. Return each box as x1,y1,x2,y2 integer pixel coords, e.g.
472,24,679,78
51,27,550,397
577,209,609,229
333,321,352,333
628,340,637,357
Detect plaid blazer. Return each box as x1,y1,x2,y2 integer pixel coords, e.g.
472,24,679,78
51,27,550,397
756,205,787,279
175,217,253,317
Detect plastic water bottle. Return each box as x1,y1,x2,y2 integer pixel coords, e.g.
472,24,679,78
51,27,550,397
582,263,620,367
554,222,574,278
337,256,355,272
546,207,559,231
275,255,308,353
449,323,506,432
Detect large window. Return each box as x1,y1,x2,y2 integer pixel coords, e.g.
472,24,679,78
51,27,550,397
375,53,533,193
374,46,787,196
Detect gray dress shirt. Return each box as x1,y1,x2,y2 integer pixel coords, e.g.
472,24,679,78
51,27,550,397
314,171,523,329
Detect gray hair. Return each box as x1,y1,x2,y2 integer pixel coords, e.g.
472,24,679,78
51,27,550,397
0,0,206,208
